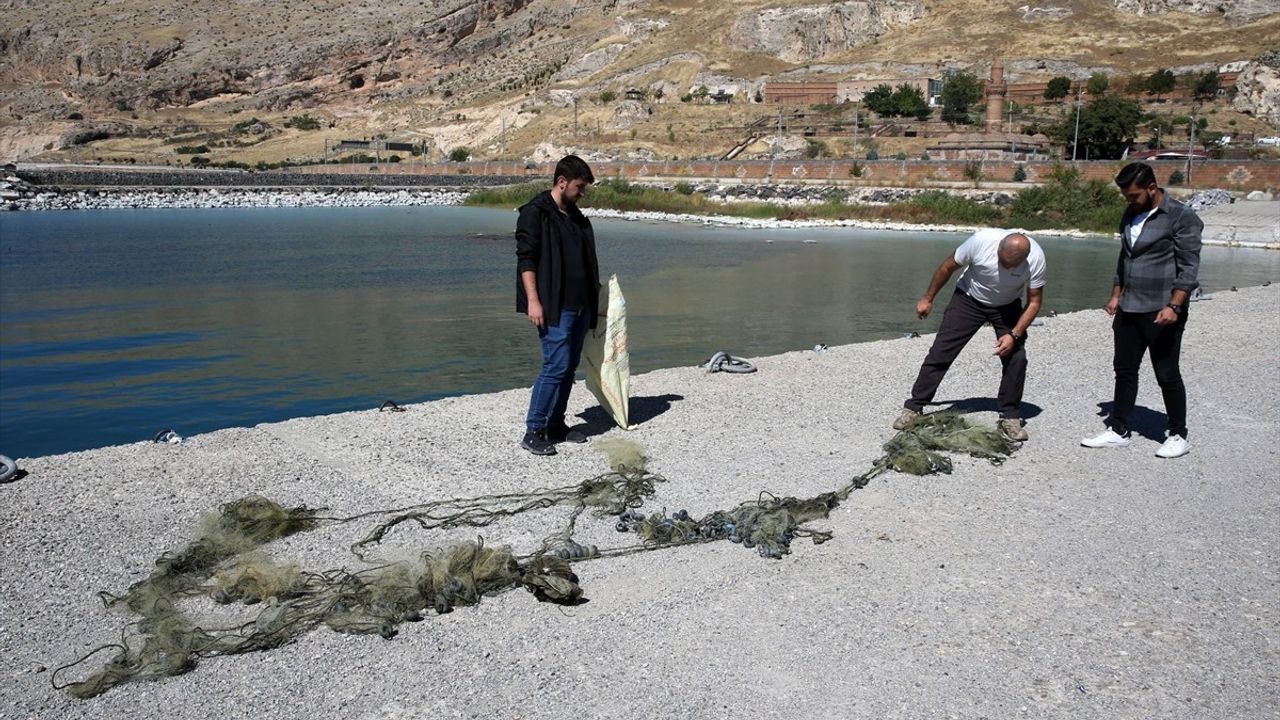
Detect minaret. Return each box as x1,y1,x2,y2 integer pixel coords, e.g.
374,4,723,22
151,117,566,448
985,58,1006,133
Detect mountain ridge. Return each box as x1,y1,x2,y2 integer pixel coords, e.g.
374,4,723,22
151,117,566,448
1,0,1277,162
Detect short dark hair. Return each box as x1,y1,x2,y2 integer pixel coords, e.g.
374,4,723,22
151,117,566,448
1115,162,1156,189
554,155,594,185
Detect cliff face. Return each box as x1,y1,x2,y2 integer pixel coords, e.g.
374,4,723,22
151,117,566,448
728,1,929,63
0,0,566,115
1111,0,1280,22
1233,52,1280,120
0,0,1277,161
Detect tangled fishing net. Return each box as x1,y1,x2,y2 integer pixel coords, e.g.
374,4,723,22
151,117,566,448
54,414,1014,698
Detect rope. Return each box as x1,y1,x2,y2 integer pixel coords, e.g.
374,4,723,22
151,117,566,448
703,350,757,373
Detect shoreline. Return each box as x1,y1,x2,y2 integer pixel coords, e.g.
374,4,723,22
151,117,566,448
2,286,1276,718
4,173,1276,247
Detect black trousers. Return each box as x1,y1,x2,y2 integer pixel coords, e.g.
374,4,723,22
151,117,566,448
905,290,1027,419
1110,309,1188,438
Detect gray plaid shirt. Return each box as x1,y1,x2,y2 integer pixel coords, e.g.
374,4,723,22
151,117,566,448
1114,192,1203,313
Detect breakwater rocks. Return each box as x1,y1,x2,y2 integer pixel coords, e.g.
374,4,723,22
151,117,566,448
2,175,466,211
690,183,1018,207
15,167,530,189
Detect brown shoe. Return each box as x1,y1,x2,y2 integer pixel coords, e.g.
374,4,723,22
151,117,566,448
998,418,1029,442
892,408,921,430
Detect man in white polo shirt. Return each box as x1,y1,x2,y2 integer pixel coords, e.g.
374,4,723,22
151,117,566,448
893,229,1046,441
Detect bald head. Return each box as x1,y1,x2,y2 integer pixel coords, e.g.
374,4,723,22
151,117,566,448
998,233,1031,268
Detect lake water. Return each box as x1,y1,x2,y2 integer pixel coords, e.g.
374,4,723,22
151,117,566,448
2,206,1277,459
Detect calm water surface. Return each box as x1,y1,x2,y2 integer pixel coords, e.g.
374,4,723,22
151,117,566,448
2,206,1276,458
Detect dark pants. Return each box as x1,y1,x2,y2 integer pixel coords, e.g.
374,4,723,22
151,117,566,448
905,291,1027,419
526,307,590,432
1110,309,1188,438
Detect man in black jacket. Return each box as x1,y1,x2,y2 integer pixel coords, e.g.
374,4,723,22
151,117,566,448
515,155,600,456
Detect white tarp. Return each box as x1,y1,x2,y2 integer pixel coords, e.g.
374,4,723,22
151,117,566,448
583,274,630,430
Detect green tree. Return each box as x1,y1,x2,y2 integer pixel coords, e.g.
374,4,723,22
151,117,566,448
1056,95,1143,159
448,147,471,162
1044,76,1072,101
1145,69,1176,99
862,84,896,116
892,84,929,119
941,70,983,125
1124,75,1148,95
1087,72,1110,96
1193,70,1220,101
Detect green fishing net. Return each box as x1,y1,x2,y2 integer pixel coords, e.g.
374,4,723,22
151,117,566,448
54,414,1014,698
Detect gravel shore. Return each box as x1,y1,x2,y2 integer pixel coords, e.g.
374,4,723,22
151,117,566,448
2,285,1276,719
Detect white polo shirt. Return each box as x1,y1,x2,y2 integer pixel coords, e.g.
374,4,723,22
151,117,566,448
953,228,1046,307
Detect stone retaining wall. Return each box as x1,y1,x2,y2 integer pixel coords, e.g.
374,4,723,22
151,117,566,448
294,159,1280,192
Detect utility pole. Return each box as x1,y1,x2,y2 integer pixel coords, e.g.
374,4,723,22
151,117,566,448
852,100,859,158
775,107,782,159
1186,105,1199,186
1071,85,1083,162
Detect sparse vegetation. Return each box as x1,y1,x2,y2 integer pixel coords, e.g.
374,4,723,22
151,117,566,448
465,173,1112,232
963,160,984,187
285,115,321,131
1006,164,1126,233
804,140,830,159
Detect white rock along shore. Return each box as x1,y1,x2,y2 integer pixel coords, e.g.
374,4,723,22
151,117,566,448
2,285,1276,720
6,186,469,210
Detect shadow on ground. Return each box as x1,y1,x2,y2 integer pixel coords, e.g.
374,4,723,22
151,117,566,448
929,396,1044,419
1096,401,1169,441
577,393,684,436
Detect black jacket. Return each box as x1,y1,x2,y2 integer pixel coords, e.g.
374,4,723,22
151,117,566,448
515,190,601,329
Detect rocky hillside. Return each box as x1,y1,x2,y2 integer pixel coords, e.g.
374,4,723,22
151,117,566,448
1,0,1277,162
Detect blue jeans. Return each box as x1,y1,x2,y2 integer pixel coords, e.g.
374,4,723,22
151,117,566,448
526,307,590,432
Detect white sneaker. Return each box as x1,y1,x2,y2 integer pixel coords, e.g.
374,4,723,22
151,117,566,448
1081,429,1131,448
1155,434,1190,459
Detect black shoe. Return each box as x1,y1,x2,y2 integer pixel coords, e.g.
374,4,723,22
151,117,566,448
521,429,557,456
547,424,587,444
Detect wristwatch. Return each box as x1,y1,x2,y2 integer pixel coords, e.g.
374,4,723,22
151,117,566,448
1167,303,1184,315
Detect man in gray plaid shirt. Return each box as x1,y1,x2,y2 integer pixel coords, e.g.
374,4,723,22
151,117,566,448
1082,162,1202,458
